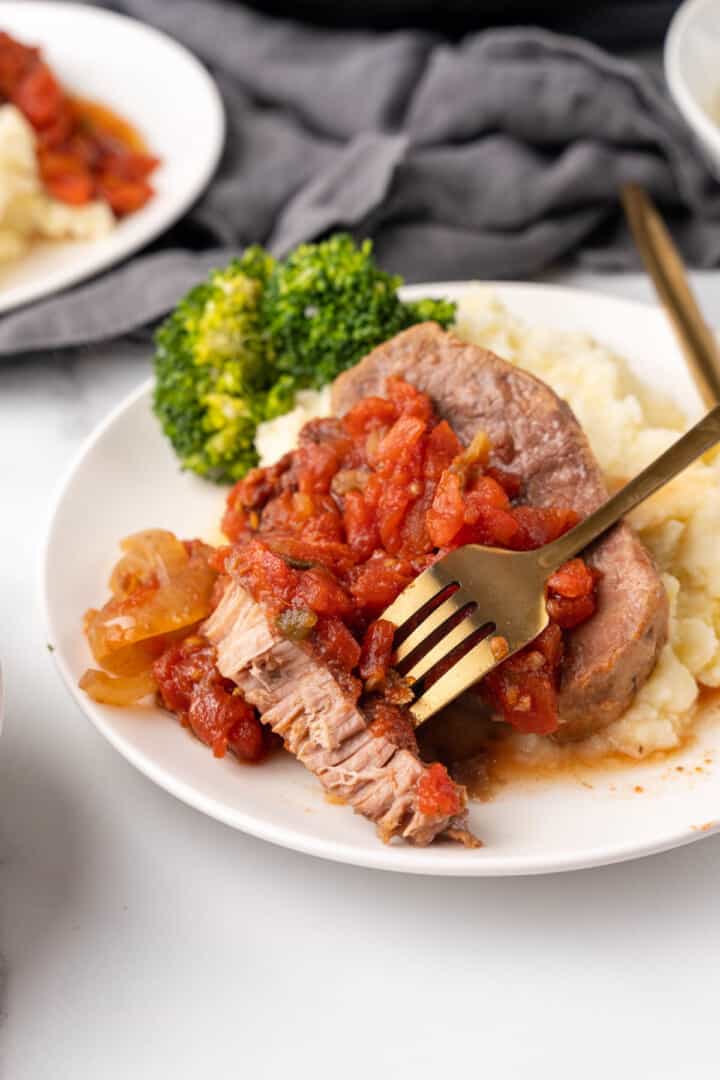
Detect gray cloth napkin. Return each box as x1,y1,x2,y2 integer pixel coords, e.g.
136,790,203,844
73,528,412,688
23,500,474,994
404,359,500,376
3,0,720,357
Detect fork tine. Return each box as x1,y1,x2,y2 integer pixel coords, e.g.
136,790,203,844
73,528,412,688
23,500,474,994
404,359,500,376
410,638,498,726
402,610,490,683
381,561,459,635
394,588,474,663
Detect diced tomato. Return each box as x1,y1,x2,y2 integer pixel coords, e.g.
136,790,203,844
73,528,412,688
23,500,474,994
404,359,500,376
349,554,414,617
424,420,463,481
221,503,250,543
222,457,294,540
263,534,354,574
395,491,433,559
295,442,339,495
314,615,362,673
375,414,427,473
261,490,344,545
296,567,354,617
209,546,233,575
0,31,36,97
386,375,434,422
427,471,465,547
377,481,414,554
417,762,462,817
63,130,103,168
154,636,268,761
227,540,299,612
35,109,74,150
451,506,521,549
510,506,580,550
359,619,396,688
547,558,596,598
484,656,558,735
547,593,597,629
12,62,64,129
342,396,397,439
483,626,564,735
37,148,86,179
96,173,153,215
465,475,511,511
43,171,94,206
451,474,523,547
228,457,293,514
343,489,380,561
226,708,268,762
188,682,256,759
100,151,160,181
546,559,599,628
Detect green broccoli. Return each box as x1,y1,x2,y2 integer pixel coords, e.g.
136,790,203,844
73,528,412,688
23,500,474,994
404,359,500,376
153,247,276,483
261,234,456,388
153,234,456,484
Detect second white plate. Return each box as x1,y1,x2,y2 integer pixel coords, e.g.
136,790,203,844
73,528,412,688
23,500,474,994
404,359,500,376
0,1,224,313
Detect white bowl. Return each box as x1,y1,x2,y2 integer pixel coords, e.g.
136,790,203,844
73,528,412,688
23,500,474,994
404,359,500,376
665,0,720,180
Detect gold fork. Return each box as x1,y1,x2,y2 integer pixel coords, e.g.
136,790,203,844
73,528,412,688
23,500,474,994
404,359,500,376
384,406,720,724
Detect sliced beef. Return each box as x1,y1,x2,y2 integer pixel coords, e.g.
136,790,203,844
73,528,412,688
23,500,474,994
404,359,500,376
332,323,668,739
203,581,479,846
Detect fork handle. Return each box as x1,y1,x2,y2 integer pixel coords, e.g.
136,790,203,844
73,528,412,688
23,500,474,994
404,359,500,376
537,404,720,571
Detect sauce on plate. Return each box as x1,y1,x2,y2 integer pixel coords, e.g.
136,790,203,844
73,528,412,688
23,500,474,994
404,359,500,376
419,688,720,800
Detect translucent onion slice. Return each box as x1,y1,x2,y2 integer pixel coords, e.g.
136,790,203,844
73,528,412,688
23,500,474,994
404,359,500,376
79,669,157,706
86,543,216,665
109,529,189,597
93,634,174,676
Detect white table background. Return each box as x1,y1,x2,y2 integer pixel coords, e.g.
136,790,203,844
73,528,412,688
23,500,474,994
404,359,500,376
3,270,720,1079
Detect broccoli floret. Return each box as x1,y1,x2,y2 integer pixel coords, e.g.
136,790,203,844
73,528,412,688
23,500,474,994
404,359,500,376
153,247,276,483
153,235,456,485
261,234,456,388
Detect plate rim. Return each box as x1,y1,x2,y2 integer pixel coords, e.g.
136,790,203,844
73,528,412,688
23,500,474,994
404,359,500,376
0,0,225,314
42,280,720,876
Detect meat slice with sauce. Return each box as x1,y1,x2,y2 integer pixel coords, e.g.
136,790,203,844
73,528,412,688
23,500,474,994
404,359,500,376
332,323,669,739
203,581,479,846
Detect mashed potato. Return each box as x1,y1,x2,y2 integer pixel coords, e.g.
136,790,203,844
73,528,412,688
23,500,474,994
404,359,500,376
256,289,720,760
256,386,333,466
0,104,113,262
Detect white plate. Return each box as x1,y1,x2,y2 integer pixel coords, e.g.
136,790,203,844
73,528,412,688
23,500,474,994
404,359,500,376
665,0,720,180
44,282,720,876
0,1,224,313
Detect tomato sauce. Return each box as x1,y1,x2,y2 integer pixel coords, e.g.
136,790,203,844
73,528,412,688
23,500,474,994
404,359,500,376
0,30,158,214
153,635,274,762
219,377,600,736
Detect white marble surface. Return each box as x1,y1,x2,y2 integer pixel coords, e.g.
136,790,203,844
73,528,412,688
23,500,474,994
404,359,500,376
3,271,720,1078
